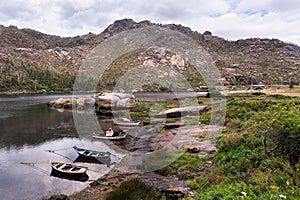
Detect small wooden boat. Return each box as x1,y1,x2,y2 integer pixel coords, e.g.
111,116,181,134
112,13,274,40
92,131,128,140
73,146,111,163
113,118,142,127
50,161,88,176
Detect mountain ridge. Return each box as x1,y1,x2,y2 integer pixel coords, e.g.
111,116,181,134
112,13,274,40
0,19,299,92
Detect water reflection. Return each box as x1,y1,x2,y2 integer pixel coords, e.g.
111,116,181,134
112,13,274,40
0,138,120,200
0,94,122,200
73,155,111,165
50,170,90,182
0,94,78,148
0,104,76,148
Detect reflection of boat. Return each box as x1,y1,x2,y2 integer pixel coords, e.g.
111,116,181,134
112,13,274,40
113,118,142,127
50,161,88,176
50,170,89,182
73,155,111,166
73,146,111,164
92,131,128,140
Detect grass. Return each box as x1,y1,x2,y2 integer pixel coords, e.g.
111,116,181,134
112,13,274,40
155,96,300,199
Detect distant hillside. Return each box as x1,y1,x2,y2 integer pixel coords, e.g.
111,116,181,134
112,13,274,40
0,19,299,92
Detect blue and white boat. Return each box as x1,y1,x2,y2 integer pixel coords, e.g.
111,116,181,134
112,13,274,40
72,146,111,163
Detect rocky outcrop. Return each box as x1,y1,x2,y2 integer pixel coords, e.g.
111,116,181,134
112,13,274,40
47,98,73,108
102,19,152,37
203,30,213,41
124,124,220,157
47,98,95,109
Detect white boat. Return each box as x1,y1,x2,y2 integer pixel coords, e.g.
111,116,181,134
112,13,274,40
50,161,88,176
113,118,142,127
92,132,128,140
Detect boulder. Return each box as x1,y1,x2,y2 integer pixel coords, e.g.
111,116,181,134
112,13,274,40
40,89,47,94
47,98,73,108
162,187,189,200
184,144,201,153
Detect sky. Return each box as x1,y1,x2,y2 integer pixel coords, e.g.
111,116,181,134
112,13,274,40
1,0,300,45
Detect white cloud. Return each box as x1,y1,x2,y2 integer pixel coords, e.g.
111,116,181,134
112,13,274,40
235,0,273,13
0,0,300,45
236,0,300,13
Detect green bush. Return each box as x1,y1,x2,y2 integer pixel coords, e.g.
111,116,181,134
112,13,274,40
106,178,160,200
195,98,300,198
156,152,204,179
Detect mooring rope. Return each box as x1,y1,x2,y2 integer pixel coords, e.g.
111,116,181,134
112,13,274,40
19,162,49,175
44,150,74,161
44,147,69,152
110,152,124,160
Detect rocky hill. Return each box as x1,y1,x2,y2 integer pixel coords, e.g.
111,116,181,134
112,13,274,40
0,19,299,92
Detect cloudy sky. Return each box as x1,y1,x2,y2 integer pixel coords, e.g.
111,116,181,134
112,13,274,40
1,0,300,45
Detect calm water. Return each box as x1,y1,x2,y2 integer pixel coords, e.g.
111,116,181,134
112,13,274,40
0,94,123,200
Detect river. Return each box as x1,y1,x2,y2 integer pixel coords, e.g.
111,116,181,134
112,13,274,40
0,92,205,199
0,94,122,200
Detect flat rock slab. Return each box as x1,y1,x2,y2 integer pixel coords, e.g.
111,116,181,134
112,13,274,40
164,122,185,129
119,124,221,173
156,105,210,118
125,124,220,154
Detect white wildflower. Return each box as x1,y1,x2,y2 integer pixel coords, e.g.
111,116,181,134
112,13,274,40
279,194,287,199
241,191,247,196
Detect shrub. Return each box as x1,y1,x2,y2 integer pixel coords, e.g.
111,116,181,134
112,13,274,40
106,178,160,200
219,132,244,150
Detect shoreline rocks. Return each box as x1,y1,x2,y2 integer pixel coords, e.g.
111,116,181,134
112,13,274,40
47,97,95,109
65,124,220,200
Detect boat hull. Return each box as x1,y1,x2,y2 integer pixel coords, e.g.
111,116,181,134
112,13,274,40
92,133,127,140
51,161,88,176
50,169,89,182
73,146,111,164
114,121,141,127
